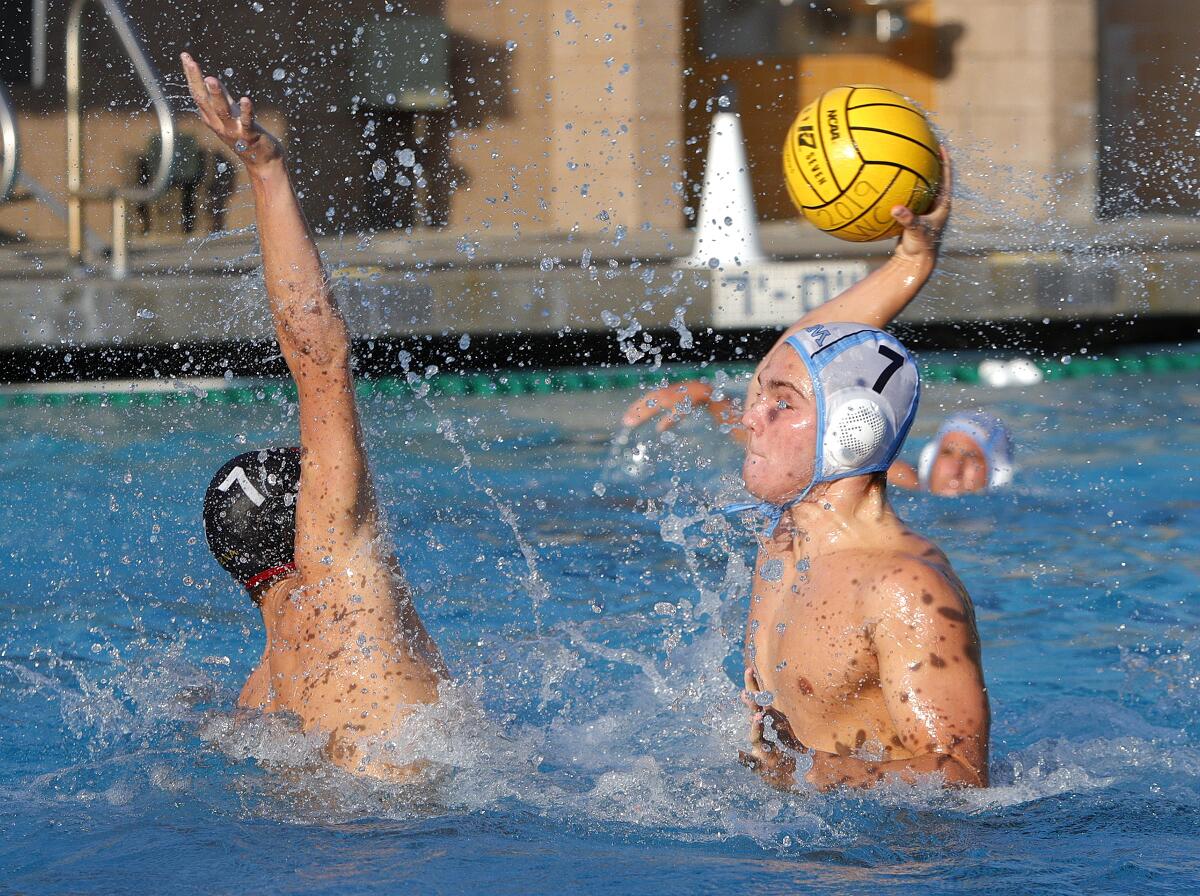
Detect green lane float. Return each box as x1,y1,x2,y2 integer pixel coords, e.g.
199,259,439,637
0,347,1196,409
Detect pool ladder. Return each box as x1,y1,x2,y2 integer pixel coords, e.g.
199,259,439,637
0,0,175,279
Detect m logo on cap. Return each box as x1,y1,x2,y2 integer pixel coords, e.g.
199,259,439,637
807,324,832,347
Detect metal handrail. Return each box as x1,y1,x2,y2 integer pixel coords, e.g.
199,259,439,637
32,0,48,89
0,81,18,202
66,0,174,274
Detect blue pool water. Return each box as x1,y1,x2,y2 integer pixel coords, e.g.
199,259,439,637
1,361,1198,893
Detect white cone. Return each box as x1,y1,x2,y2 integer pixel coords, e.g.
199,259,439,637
686,110,765,269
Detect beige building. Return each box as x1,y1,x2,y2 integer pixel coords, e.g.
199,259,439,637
0,0,1189,251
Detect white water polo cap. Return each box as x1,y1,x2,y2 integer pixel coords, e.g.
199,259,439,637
917,410,1014,490
785,323,921,490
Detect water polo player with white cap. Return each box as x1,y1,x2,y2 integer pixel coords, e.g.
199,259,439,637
182,53,446,780
888,410,1014,495
733,319,989,792
658,149,990,791
725,323,920,530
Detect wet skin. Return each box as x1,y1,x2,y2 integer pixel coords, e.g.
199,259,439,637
738,348,990,790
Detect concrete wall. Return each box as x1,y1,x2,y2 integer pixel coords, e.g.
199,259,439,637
443,0,685,239
933,0,1098,224
0,0,685,248
0,0,1130,250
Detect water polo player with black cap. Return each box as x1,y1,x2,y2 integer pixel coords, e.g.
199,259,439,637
183,53,446,779
640,152,988,790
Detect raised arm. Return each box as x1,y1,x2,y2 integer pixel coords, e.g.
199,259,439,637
182,54,379,582
743,151,953,409
794,149,951,332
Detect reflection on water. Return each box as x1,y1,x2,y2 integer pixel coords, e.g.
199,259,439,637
0,370,1198,892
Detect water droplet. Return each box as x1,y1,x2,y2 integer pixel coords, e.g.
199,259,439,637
272,68,286,81
592,481,606,496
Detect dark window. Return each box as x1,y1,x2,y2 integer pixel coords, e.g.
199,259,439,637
1098,1,1200,216
0,0,34,85
695,0,858,59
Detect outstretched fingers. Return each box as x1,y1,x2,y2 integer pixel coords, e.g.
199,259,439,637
205,76,234,123
924,147,953,224
181,53,217,120
935,147,953,207
239,96,255,132
890,147,952,233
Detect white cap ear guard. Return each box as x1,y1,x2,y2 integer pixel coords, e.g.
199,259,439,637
823,388,893,474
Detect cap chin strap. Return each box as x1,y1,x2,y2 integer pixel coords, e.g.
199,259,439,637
721,482,814,538
244,561,297,592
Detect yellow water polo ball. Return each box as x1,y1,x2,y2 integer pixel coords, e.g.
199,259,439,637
783,85,941,242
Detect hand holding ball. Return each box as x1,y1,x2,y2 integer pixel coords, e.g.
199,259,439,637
783,86,942,242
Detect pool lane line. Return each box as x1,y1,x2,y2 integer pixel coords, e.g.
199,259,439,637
0,350,1198,408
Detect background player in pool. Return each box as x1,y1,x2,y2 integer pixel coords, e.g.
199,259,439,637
887,410,1013,496
184,53,447,779
624,388,1014,498
640,152,988,790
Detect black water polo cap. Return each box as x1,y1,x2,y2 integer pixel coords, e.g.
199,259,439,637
202,447,301,590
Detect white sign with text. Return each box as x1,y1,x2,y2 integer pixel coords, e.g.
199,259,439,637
711,261,871,328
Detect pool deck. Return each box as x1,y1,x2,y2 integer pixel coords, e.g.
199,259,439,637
0,215,1197,382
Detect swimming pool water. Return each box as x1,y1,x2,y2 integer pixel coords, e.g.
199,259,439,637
1,362,1198,894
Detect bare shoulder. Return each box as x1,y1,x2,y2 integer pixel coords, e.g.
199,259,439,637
296,533,396,606
852,537,975,629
